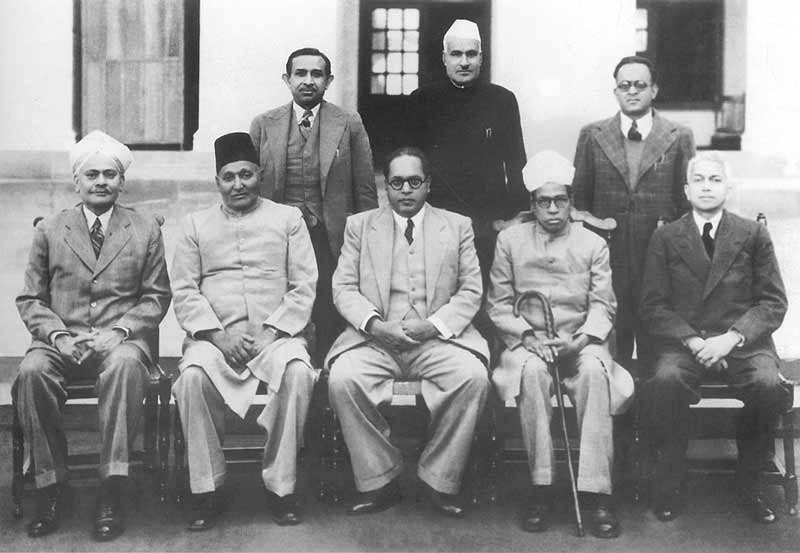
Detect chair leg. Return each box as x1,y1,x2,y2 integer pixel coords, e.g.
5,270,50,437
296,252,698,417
173,405,187,504
157,376,171,504
12,397,24,519
327,409,347,503
487,401,502,505
632,390,646,504
144,386,158,473
781,411,797,515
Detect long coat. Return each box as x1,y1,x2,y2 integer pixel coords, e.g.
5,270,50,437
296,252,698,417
16,205,171,362
639,211,787,357
325,204,489,367
249,100,378,259
571,111,695,320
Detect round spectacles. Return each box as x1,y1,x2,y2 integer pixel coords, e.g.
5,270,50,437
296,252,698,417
387,176,426,190
534,196,570,210
616,80,651,92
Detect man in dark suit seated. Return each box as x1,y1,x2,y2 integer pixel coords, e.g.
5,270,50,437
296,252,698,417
640,152,789,524
14,131,171,540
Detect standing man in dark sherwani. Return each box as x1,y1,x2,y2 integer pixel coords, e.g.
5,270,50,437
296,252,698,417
405,19,527,282
571,55,695,367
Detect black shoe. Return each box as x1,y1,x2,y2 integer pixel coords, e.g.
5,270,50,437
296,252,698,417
268,492,302,526
27,483,68,538
419,481,465,518
93,476,125,542
347,479,402,515
521,490,551,533
188,490,225,531
741,493,777,524
653,489,683,522
590,494,621,539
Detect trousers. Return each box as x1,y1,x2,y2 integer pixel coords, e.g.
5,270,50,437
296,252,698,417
14,343,148,488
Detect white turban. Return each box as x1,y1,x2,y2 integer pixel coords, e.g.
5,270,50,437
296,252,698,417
522,150,575,192
443,19,481,49
70,130,133,176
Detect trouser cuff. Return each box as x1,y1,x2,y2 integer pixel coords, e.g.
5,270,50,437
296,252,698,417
355,463,404,493
35,467,68,489
417,464,460,495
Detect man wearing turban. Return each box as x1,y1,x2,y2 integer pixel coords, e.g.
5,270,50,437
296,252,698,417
15,130,171,541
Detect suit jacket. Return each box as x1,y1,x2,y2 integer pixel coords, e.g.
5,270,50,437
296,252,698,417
249,100,378,259
325,204,489,367
572,110,695,298
640,211,787,357
16,204,171,362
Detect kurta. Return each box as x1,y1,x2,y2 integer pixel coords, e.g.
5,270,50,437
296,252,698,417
487,221,617,401
405,81,527,225
171,199,318,417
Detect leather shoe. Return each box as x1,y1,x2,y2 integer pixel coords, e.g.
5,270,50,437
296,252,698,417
653,489,683,522
188,490,225,531
742,493,777,524
347,479,402,515
521,493,550,533
93,477,125,542
269,493,302,526
27,483,68,538
590,494,621,539
420,481,465,518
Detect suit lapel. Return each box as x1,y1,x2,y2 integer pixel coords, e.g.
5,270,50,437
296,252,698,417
703,211,748,299
318,101,345,198
673,214,711,284
367,207,394,313
62,206,97,272
423,206,446,312
636,111,678,185
93,207,131,278
266,103,292,201
595,114,629,189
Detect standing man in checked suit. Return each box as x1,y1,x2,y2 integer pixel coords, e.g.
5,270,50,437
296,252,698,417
572,55,695,366
14,131,171,541
250,47,377,362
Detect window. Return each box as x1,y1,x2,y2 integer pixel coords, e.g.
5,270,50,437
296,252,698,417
76,0,199,149
636,0,723,108
369,7,420,95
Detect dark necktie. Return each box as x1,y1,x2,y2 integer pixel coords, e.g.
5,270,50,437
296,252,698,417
702,222,714,258
404,218,414,245
628,119,642,141
90,217,104,258
299,110,312,139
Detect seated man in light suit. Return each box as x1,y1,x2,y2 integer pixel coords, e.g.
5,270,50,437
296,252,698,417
327,147,490,518
488,151,632,538
15,131,171,541
171,133,318,530
640,152,789,524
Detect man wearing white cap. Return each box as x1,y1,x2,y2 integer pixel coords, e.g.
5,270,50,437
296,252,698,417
488,150,631,538
405,19,527,283
15,130,171,541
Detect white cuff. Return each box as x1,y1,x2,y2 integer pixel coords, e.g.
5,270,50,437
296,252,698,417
359,312,381,333
428,315,453,339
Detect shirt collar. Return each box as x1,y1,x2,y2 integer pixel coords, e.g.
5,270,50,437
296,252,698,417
292,102,321,125
693,209,723,238
392,204,426,232
82,204,113,230
620,109,653,140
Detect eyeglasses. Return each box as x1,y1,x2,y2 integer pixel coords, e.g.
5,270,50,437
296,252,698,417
616,80,651,92
387,176,426,190
534,196,570,210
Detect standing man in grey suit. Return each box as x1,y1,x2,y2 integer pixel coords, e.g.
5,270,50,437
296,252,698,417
640,152,789,524
250,47,377,362
14,131,171,541
572,55,695,365
326,147,489,518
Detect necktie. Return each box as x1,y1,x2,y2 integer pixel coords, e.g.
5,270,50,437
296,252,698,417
702,222,714,258
90,217,104,258
628,119,642,141
404,218,414,245
299,110,312,140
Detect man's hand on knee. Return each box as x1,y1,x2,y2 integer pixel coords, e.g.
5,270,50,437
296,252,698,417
368,319,420,352
202,329,254,372
54,332,95,364
694,333,739,369
85,328,127,360
401,319,438,343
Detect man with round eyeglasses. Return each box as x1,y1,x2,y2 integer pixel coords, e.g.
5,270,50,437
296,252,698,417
571,55,696,369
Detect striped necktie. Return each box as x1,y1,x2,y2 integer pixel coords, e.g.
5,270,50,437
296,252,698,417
90,217,104,258
299,110,313,140
405,218,414,245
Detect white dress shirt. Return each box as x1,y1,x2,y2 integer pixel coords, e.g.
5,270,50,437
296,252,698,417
292,102,321,126
620,109,654,140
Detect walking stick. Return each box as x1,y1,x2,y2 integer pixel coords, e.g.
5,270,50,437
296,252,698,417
514,290,585,537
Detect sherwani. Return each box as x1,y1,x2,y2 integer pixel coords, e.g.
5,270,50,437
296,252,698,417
488,221,618,494
171,199,318,496
326,205,490,495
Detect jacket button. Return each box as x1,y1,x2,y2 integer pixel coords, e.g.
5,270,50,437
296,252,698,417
90,301,97,307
